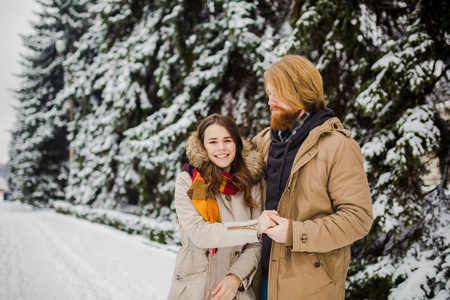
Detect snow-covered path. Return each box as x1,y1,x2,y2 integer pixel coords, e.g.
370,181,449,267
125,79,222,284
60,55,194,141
0,201,176,300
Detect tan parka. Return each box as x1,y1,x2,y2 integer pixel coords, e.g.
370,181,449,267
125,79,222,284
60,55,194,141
168,133,265,300
252,117,373,300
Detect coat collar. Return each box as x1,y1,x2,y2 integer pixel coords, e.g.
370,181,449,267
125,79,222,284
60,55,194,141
185,131,265,184
257,117,351,158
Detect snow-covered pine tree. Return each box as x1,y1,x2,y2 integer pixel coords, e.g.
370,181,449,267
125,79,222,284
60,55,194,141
9,0,93,206
63,0,161,209
350,1,450,298
278,0,449,298
122,0,274,217
63,0,288,218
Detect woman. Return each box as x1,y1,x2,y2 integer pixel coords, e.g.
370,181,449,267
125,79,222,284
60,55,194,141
168,114,273,300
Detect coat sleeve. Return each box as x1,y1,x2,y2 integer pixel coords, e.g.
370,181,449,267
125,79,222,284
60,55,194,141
287,136,374,253
175,172,260,249
227,184,262,290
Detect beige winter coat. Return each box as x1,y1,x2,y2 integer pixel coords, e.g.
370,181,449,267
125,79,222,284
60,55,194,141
168,133,265,300
252,117,373,300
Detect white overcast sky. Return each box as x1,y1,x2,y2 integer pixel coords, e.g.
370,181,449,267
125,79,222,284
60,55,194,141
0,0,40,165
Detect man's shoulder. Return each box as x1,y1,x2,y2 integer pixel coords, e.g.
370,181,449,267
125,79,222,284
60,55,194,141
254,127,271,139
315,119,362,156
311,118,352,142
252,127,271,154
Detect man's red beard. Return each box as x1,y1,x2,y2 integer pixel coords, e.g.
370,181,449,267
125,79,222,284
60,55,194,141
270,106,302,131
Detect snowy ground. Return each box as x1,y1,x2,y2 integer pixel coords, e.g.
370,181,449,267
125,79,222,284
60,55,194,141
0,201,176,300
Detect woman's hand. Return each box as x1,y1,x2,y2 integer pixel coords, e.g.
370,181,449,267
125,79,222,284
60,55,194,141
211,274,240,299
257,210,279,235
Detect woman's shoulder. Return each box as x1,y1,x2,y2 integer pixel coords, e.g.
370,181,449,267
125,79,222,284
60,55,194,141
176,171,192,187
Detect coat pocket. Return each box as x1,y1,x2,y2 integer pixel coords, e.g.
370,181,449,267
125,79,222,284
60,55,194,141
310,253,336,284
171,264,208,299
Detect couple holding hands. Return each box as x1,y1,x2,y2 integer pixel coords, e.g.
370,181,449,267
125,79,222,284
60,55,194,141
168,55,374,300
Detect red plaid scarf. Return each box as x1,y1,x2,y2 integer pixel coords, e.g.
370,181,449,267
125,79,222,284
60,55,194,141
184,164,244,224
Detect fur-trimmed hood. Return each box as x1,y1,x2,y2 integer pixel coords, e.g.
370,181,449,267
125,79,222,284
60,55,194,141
185,131,265,183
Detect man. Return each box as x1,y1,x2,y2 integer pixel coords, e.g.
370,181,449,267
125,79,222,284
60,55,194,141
253,55,373,299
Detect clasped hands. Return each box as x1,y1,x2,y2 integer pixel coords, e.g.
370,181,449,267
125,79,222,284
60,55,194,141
211,210,289,300
257,210,289,244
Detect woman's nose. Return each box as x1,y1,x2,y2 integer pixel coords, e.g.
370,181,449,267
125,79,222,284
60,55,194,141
217,142,226,150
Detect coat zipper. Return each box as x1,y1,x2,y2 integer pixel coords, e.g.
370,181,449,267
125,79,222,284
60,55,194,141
227,225,257,230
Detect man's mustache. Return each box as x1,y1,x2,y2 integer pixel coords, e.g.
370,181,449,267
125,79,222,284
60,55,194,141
270,106,287,113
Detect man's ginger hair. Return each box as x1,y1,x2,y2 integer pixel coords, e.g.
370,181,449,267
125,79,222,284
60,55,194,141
264,55,326,113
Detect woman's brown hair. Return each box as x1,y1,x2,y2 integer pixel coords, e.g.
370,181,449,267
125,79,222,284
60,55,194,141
196,114,256,209
264,55,326,113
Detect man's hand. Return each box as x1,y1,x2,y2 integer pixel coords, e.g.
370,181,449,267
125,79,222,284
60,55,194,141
265,214,289,243
211,274,240,299
257,210,279,235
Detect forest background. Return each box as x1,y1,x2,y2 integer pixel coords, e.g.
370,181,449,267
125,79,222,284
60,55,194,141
7,0,449,299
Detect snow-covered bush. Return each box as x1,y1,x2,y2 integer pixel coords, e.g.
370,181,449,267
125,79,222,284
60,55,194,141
52,200,179,245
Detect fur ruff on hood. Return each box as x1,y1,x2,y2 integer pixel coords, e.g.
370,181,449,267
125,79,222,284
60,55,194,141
185,131,265,184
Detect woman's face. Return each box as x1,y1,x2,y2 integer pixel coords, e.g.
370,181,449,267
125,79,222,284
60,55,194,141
203,124,236,170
